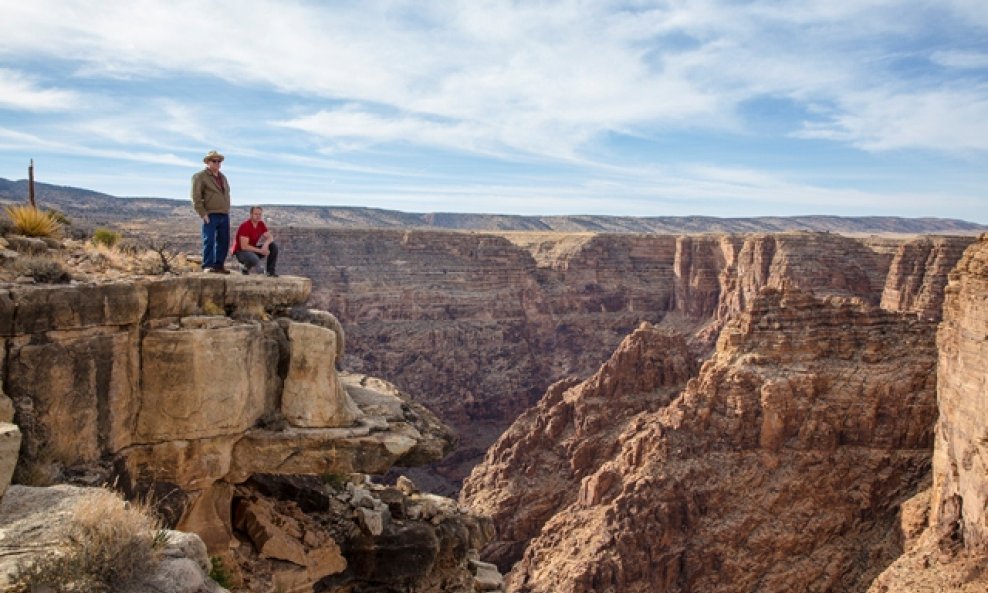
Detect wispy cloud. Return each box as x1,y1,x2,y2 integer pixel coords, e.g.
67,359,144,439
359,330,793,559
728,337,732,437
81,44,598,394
795,87,988,151
0,68,81,111
931,50,988,70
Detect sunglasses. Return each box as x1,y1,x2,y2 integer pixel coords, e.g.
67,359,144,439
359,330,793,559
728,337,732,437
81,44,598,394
209,159,222,163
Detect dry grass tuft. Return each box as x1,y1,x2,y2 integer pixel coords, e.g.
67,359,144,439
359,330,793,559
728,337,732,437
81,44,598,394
4,205,61,238
7,489,167,593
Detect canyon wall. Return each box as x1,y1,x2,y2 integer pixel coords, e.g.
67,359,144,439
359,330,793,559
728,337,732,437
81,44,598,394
464,288,940,593
279,230,972,492
454,233,980,592
868,235,988,592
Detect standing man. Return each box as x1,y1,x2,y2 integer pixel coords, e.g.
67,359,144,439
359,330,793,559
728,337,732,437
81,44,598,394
191,149,232,274
233,206,279,277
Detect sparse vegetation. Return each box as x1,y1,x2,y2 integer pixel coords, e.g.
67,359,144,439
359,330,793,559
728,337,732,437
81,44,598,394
138,235,183,274
15,254,72,283
322,471,349,490
91,227,122,248
4,205,62,238
44,207,72,227
7,489,166,593
209,556,234,589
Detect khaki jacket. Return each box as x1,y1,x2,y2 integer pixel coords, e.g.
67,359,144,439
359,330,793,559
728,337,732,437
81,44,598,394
191,169,231,217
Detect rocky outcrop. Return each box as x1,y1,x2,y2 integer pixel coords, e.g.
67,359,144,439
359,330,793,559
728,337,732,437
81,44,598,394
1,274,490,592
464,288,940,593
229,473,499,593
460,325,697,571
867,235,988,592
282,230,972,492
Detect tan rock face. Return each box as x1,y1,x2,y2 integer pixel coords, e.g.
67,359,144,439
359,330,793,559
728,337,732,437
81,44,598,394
931,236,988,550
137,321,270,442
868,235,988,592
1,275,453,562
282,322,360,428
0,423,20,502
465,288,939,593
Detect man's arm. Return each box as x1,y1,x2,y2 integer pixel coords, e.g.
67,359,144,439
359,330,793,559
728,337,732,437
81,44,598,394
190,174,209,222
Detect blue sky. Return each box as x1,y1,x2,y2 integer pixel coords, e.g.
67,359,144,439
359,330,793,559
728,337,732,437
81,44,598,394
1,1,987,222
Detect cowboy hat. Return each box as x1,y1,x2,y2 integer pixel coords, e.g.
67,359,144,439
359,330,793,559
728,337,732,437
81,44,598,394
203,150,225,163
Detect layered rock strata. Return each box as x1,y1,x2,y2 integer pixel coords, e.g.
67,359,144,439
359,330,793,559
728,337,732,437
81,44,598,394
280,230,972,491
463,288,940,593
1,275,494,592
868,235,988,592
459,325,698,571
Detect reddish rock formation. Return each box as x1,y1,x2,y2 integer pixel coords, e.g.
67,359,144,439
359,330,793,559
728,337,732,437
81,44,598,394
867,235,988,592
459,325,698,571
280,230,972,493
464,288,940,593
880,236,972,321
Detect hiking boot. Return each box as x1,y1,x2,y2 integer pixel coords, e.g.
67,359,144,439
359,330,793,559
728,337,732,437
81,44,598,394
209,266,231,275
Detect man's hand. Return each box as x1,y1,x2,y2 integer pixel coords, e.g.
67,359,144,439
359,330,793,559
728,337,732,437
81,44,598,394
202,214,210,223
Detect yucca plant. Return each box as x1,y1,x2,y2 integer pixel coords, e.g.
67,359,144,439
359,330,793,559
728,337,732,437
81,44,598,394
4,204,61,238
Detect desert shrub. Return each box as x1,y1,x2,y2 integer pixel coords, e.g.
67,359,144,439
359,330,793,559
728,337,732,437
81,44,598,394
7,489,166,593
4,205,61,238
44,207,71,227
16,254,72,284
209,556,233,589
91,227,122,248
116,237,143,256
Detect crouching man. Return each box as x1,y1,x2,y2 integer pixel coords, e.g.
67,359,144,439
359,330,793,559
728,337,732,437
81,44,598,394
233,206,279,277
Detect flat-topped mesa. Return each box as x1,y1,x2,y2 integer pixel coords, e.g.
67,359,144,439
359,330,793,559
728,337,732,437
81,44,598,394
0,275,455,556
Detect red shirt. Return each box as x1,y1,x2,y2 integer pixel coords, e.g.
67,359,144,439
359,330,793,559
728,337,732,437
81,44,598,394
233,220,268,254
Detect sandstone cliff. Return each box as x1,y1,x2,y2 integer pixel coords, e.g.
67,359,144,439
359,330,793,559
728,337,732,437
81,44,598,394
867,235,988,592
0,274,498,593
280,230,972,493
464,288,940,593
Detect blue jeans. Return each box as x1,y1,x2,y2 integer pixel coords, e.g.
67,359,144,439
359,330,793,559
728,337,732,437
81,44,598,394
201,212,230,269
235,242,279,275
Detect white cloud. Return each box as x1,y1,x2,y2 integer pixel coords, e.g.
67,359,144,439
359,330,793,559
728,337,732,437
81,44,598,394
931,50,988,70
795,88,988,152
0,126,196,167
0,69,81,111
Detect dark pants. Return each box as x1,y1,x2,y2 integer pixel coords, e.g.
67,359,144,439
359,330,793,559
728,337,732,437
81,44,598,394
235,242,279,275
201,212,230,269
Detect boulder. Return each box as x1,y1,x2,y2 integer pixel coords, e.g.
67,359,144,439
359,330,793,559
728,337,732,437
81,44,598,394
281,321,360,428
0,423,21,502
